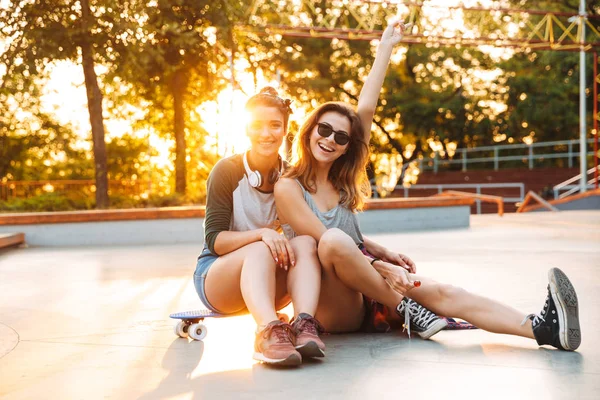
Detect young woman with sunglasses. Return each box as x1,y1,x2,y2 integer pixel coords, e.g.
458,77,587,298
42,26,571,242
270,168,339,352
196,88,325,367
274,21,581,351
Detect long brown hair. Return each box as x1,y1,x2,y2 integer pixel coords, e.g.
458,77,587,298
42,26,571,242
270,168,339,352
286,102,371,211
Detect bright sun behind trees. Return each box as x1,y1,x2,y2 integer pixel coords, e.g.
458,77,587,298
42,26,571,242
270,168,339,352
1,0,599,211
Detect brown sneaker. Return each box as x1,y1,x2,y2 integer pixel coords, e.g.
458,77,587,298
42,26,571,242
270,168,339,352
291,313,325,358
253,321,302,366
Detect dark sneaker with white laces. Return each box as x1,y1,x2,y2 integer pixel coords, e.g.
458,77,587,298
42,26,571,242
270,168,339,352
396,298,448,339
524,267,581,351
291,313,325,358
253,320,302,366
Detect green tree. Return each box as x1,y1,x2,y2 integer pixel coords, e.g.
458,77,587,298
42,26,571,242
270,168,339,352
491,0,600,148
108,0,242,195
240,1,500,179
0,0,113,207
0,47,90,182
495,51,586,145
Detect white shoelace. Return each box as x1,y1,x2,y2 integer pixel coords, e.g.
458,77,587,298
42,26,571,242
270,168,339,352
522,292,550,327
521,313,544,326
402,305,411,338
398,299,439,338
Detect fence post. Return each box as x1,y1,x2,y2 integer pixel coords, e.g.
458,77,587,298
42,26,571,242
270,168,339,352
433,153,439,174
462,149,467,172
520,184,525,202
404,186,408,198
371,184,379,198
528,146,534,169
476,186,481,214
568,141,573,168
494,147,499,170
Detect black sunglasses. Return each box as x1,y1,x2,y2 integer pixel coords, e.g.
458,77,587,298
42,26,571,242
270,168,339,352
316,122,350,146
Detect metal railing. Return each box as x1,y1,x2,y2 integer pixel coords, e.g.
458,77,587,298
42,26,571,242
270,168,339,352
517,191,559,213
553,166,600,199
420,138,596,173
373,183,525,214
434,190,505,216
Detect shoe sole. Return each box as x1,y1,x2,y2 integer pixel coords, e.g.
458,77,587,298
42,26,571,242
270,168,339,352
295,341,325,358
548,267,581,351
418,318,448,340
253,352,302,366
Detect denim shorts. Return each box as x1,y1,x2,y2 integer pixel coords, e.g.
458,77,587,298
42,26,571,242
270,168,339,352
193,247,221,313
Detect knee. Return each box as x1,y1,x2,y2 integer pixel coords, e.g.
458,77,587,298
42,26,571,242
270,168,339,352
289,235,320,270
290,235,317,255
245,241,276,267
318,228,355,262
436,283,467,303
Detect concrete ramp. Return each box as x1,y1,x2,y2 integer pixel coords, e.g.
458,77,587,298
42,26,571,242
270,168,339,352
0,211,598,399
0,198,473,247
0,233,24,249
521,189,600,213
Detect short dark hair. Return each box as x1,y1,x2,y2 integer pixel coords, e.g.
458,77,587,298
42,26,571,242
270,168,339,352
245,86,293,128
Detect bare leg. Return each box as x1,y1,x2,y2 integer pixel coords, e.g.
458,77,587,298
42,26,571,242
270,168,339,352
313,246,365,333
406,274,535,339
286,235,321,317
315,228,404,332
204,241,288,326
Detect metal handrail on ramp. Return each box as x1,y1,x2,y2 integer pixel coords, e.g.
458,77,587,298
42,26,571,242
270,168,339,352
517,191,559,213
433,191,505,216
553,166,600,199
372,183,524,214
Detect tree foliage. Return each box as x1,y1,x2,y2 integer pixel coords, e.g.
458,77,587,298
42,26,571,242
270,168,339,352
2,0,600,210
107,0,244,195
0,0,113,206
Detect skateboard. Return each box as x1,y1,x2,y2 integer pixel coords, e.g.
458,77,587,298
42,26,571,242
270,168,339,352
170,310,290,341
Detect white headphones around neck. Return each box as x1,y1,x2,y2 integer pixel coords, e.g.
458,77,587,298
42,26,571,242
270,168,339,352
243,152,283,188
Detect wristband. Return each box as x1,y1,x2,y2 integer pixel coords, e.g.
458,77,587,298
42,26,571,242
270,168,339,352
370,258,380,266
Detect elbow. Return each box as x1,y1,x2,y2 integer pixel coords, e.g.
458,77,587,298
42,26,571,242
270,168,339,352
205,231,221,255
358,106,376,120
359,103,376,112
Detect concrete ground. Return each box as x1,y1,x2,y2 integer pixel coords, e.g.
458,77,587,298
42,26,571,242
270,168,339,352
1,210,599,399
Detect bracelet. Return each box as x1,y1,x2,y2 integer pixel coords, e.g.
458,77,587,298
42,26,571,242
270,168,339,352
370,258,380,266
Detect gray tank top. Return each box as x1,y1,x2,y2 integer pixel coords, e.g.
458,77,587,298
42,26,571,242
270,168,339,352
281,180,364,245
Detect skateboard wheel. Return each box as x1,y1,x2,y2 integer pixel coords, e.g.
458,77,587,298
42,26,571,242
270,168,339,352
174,321,189,338
188,323,208,341
277,313,290,324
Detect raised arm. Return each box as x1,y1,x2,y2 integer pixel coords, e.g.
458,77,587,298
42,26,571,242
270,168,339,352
274,178,328,242
357,20,409,142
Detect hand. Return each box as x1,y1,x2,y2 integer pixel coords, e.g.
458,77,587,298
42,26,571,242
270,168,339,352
383,251,416,273
380,19,412,46
380,263,416,295
260,229,295,270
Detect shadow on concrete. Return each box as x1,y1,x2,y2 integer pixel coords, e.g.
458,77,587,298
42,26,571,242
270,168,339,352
138,339,205,400
142,331,586,399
